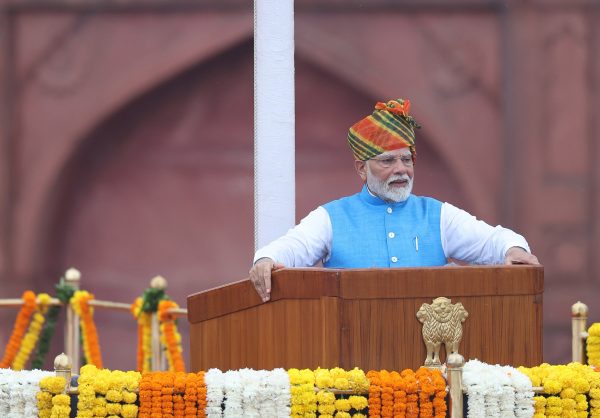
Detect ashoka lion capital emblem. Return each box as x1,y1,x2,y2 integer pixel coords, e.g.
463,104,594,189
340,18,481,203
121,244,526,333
416,297,468,368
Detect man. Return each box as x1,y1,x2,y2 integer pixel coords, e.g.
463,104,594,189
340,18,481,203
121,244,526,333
250,98,539,302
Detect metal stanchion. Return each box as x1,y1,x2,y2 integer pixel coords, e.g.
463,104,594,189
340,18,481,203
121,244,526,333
572,301,588,363
54,353,72,393
64,268,81,373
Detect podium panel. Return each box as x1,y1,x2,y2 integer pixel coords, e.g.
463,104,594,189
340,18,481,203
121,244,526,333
187,266,543,371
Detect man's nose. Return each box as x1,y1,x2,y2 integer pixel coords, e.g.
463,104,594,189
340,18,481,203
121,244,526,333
391,160,409,174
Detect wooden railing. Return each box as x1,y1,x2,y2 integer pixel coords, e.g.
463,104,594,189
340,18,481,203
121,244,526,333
0,268,187,372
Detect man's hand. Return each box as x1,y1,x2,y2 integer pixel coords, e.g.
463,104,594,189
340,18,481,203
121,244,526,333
504,247,540,265
249,258,286,302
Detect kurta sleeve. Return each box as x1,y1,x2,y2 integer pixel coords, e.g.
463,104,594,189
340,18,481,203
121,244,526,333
440,202,531,265
253,206,332,267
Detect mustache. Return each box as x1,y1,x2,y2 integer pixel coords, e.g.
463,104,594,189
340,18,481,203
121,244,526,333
387,174,412,184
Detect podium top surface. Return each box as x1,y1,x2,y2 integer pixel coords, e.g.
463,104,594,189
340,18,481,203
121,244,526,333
187,265,543,324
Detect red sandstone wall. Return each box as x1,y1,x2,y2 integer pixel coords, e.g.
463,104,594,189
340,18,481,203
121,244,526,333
0,0,599,370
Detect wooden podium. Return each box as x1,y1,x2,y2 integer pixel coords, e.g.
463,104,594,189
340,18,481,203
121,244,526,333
187,266,543,372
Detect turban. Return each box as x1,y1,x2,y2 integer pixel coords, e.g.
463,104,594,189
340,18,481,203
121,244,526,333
347,98,421,162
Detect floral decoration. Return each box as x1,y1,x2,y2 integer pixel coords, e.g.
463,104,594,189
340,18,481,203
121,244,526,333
588,323,600,368
12,293,51,370
0,290,37,368
70,290,103,368
158,299,185,372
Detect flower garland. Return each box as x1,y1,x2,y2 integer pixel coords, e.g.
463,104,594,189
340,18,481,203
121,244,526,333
158,299,186,372
76,364,96,417
390,371,406,417
70,290,103,368
137,371,212,418
12,292,51,370
38,376,70,418
205,369,225,418
519,362,600,418
464,360,534,418
76,364,140,418
0,368,52,417
379,370,394,417
31,281,75,369
162,371,176,416
137,372,153,418
367,369,439,418
181,372,198,417
289,368,317,417
401,368,419,418
430,368,447,418
174,371,186,417
588,323,600,367
131,297,153,372
132,284,168,372
197,371,207,417
0,290,37,368
415,367,435,418
367,370,382,417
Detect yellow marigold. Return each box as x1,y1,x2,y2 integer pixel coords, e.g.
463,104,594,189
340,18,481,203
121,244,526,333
347,368,369,392
318,405,335,415
37,391,53,407
122,391,137,404
547,396,562,407
317,390,335,404
106,389,123,403
315,368,333,388
348,395,368,410
106,402,121,415
52,394,70,406
546,406,562,415
562,398,576,410
52,405,71,417
121,404,138,418
574,378,590,394
40,376,67,395
92,406,107,416
544,379,562,395
334,378,350,390
334,398,351,411
124,372,141,391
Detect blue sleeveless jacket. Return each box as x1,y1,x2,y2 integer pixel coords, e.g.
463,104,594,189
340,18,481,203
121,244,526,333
322,185,447,268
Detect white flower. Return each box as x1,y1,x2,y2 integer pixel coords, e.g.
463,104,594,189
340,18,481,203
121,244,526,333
0,369,52,418
205,368,225,418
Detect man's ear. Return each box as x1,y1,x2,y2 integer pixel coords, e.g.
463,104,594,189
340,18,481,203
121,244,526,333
354,160,367,182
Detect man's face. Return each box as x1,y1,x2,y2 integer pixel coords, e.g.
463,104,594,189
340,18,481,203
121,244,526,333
354,148,414,203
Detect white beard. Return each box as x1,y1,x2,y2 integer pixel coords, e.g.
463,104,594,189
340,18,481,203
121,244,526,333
366,167,413,203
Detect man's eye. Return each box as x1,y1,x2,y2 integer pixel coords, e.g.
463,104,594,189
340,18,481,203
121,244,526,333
382,159,395,165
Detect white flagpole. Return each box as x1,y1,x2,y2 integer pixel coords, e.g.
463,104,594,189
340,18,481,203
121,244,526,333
253,0,295,250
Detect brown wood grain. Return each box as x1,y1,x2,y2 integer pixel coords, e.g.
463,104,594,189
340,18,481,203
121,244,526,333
188,266,543,372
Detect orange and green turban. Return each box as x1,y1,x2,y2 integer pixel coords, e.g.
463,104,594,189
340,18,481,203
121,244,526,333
347,98,421,162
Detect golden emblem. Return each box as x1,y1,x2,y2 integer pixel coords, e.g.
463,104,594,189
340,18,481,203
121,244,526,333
416,297,469,368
